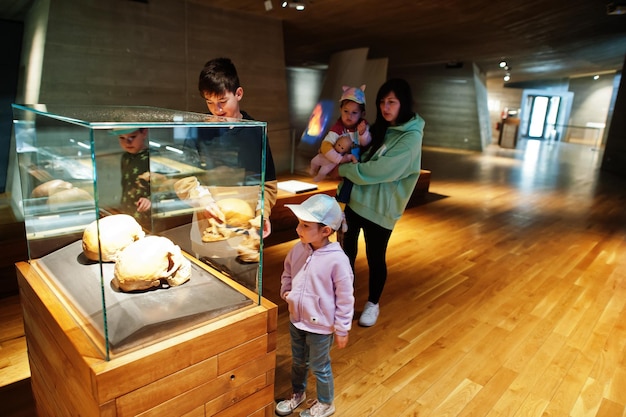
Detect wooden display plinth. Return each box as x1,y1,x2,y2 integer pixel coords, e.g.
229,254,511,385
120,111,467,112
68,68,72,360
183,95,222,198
16,261,277,417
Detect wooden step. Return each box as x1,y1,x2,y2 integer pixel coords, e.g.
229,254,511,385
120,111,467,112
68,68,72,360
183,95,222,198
0,295,30,387
0,295,34,417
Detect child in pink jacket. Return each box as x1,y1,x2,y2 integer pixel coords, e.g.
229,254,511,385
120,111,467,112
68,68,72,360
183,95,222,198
275,194,354,417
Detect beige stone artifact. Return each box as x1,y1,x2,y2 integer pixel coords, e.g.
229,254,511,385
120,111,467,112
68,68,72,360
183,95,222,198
31,179,73,198
237,215,261,263
112,235,192,292
174,176,255,242
48,187,92,205
82,214,145,262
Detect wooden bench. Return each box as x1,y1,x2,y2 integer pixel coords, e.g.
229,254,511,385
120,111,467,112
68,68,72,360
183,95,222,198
266,169,431,246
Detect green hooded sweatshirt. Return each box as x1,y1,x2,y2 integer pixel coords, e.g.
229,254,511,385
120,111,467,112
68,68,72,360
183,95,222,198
338,113,425,230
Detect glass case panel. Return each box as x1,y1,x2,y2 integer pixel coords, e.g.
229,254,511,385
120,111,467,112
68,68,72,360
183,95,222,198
12,104,267,359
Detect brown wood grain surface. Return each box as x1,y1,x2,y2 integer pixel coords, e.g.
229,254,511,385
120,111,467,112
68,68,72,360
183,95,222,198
266,142,626,416
3,140,626,416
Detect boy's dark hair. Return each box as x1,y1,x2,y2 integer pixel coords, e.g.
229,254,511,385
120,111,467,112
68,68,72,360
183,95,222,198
198,57,241,96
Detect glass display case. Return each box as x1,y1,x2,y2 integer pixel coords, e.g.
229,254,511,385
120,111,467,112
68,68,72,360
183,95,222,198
12,104,268,359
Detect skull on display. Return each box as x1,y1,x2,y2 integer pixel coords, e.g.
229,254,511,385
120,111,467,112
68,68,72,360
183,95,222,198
82,214,145,262
113,236,191,292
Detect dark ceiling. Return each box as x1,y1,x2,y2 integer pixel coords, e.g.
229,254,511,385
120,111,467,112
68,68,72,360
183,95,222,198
2,0,625,83
211,0,626,83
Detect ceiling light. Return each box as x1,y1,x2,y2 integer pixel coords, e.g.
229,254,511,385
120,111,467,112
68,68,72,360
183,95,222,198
499,61,507,68
281,0,306,10
503,73,511,82
264,0,273,11
593,75,600,80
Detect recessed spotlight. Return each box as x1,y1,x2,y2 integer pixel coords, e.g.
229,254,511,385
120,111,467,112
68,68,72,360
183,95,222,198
503,74,511,82
499,61,507,68
593,75,600,80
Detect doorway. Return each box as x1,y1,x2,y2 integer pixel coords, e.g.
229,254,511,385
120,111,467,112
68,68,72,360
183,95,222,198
526,95,561,139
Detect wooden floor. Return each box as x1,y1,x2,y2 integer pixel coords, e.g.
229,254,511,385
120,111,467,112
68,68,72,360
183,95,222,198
0,296,34,417
3,139,626,416
266,140,626,417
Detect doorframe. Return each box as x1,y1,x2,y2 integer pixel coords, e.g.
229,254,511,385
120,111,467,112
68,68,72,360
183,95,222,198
520,89,573,142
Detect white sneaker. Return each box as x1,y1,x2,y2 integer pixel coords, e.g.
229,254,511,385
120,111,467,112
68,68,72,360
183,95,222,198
299,400,335,417
358,301,379,327
276,392,306,415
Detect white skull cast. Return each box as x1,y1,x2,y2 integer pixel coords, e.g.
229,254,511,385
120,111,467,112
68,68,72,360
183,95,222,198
82,214,145,262
113,236,191,292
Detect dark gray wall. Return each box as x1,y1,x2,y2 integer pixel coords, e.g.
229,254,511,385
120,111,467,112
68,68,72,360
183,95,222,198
392,62,487,151
14,0,625,177
602,60,626,175
19,0,293,173
1,19,23,193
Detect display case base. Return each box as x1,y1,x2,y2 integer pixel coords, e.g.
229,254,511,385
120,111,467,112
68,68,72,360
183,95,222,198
16,261,277,417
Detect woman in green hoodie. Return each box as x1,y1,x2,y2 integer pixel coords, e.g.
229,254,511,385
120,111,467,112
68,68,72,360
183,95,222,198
337,78,425,327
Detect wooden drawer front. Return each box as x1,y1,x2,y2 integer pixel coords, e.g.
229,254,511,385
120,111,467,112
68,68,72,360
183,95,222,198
118,352,275,416
207,375,275,417
115,335,272,416
95,308,271,403
217,334,269,374
115,356,218,416
203,352,275,416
